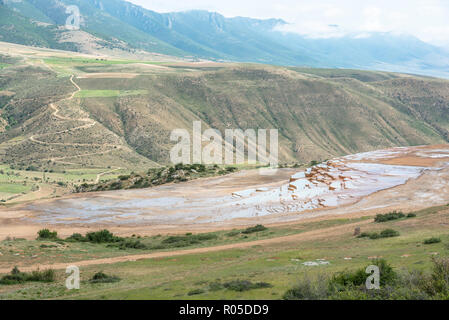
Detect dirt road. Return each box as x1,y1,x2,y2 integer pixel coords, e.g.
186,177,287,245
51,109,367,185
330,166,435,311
0,220,369,273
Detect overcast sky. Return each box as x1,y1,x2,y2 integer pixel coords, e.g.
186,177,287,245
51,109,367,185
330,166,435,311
128,0,449,48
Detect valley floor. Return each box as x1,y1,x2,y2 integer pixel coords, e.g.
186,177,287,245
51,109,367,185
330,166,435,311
1,144,448,240
0,145,448,299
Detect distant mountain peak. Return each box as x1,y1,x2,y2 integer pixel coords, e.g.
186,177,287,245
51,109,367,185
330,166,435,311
1,0,448,78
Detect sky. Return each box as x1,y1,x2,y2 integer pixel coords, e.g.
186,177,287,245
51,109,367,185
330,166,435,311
128,0,449,48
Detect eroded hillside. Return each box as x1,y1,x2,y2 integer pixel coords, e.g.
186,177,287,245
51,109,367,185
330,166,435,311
1,49,448,172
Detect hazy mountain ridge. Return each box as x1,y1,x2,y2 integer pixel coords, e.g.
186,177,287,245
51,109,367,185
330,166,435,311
1,0,449,77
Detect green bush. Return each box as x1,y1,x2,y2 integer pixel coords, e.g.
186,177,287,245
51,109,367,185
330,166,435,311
283,275,329,300
284,258,449,300
209,281,224,291
424,237,441,245
380,229,400,238
225,230,241,237
187,289,205,296
116,239,147,250
223,280,272,292
358,229,399,240
374,211,405,223
407,213,417,218
65,233,86,242
424,258,449,297
0,267,55,285
66,230,148,250
242,225,268,234
89,272,120,284
85,230,121,243
331,259,397,289
37,229,58,240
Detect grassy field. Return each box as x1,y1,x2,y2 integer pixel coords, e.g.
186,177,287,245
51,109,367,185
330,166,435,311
0,164,129,203
0,182,31,194
0,204,448,299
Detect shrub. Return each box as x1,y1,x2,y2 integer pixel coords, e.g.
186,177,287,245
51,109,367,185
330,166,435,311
89,272,120,284
334,259,397,289
329,268,368,289
242,225,267,234
85,230,121,243
283,275,329,300
209,281,224,291
40,244,57,248
116,239,147,250
422,258,449,297
65,233,86,242
424,237,441,245
37,229,58,240
225,230,241,237
187,289,205,296
284,259,449,300
28,269,55,282
374,211,405,223
0,267,55,285
380,229,400,238
358,229,399,240
222,280,272,292
407,213,417,218
358,232,379,239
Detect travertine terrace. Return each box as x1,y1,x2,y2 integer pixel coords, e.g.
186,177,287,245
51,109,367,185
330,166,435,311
0,145,445,238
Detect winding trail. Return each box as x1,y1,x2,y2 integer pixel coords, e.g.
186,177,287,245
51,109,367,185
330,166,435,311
28,75,122,174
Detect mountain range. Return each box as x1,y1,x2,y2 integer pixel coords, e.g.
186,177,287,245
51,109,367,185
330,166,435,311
1,0,449,78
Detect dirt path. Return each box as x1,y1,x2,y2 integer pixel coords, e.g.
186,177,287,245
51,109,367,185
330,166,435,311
0,220,368,273
95,167,122,184
28,75,123,164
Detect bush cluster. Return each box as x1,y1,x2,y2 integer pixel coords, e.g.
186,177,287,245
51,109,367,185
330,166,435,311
358,229,400,239
374,211,417,223
205,280,273,292
423,237,441,245
283,258,449,300
36,229,58,240
0,267,55,285
89,272,120,284
242,225,268,234
156,233,218,249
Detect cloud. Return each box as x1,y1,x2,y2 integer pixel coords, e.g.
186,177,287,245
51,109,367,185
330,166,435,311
128,0,449,48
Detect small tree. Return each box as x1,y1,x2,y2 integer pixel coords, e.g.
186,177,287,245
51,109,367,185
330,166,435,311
37,229,58,240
